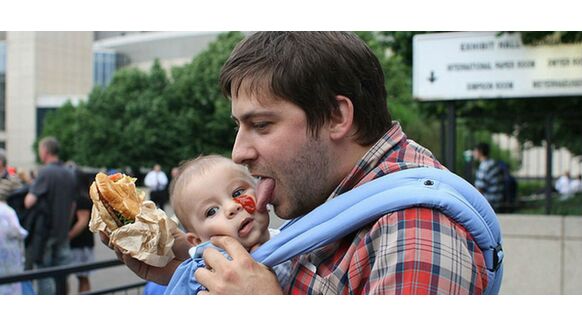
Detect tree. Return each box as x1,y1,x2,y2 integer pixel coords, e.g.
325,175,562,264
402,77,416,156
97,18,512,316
38,101,82,162
39,32,245,171
356,32,442,154
167,32,244,157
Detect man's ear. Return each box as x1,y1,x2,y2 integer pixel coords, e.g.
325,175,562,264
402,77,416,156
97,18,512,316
328,95,355,141
185,232,202,247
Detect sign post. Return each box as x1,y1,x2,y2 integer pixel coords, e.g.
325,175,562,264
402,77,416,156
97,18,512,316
413,32,582,214
545,114,553,215
446,103,456,172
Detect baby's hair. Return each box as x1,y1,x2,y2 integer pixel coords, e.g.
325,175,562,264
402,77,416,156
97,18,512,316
169,154,253,231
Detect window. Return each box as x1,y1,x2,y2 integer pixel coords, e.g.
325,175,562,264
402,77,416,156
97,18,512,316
93,50,127,87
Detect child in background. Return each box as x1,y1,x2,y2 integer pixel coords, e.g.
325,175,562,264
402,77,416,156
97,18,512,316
164,155,289,294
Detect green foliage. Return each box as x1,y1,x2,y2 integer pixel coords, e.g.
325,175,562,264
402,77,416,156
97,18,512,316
40,31,581,175
516,179,545,198
39,32,245,171
356,32,442,157
167,32,244,157
520,31,582,45
516,192,582,216
38,101,81,162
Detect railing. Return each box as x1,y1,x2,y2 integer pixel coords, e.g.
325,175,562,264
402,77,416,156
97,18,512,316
0,259,146,295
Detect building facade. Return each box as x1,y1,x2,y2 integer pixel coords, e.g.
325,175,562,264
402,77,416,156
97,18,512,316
3,32,93,169
0,31,219,170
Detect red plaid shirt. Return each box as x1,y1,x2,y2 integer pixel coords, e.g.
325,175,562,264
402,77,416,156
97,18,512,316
285,123,488,294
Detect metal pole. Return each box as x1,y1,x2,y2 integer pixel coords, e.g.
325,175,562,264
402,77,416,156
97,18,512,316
56,275,68,295
446,103,457,172
440,113,446,164
545,113,553,215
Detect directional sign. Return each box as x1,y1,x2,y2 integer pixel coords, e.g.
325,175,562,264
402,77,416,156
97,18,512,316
413,32,582,101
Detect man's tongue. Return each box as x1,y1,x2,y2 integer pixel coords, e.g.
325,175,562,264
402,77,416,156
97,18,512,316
255,178,275,213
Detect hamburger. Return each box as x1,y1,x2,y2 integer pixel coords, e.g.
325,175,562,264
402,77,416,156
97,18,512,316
89,172,143,233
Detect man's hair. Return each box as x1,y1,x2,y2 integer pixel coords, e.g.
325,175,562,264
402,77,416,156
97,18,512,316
220,32,392,146
40,136,60,156
169,154,253,231
475,142,490,158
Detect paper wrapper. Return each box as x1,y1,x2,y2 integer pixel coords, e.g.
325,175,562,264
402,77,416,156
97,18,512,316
89,200,175,267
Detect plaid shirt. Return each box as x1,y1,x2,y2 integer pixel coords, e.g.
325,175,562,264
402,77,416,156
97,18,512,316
284,123,488,294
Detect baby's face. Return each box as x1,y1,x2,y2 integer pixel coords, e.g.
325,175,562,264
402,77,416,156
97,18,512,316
181,162,270,250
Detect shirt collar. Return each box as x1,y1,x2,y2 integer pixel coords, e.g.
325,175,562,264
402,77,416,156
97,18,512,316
329,122,406,199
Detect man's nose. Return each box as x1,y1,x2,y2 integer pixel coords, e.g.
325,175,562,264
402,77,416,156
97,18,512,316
232,129,258,165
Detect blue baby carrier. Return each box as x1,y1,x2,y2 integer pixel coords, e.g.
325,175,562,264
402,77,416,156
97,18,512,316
168,167,504,294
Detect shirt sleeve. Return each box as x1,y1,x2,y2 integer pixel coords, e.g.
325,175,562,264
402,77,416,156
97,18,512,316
474,163,488,190
143,172,155,188
29,169,49,197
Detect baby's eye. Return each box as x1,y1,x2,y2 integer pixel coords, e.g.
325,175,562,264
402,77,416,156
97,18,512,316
232,188,245,198
205,207,218,218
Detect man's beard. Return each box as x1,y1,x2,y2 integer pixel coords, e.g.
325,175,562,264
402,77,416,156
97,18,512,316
272,136,333,219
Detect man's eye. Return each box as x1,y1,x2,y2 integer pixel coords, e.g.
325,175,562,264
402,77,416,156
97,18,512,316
232,188,245,198
253,122,270,130
205,207,218,218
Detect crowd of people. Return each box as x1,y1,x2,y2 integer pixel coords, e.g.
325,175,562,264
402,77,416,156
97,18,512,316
0,137,179,295
0,138,82,294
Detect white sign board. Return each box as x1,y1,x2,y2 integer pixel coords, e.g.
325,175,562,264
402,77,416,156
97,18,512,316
413,32,582,101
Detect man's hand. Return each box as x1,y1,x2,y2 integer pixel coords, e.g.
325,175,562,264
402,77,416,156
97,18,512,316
99,229,189,285
24,192,37,209
194,236,283,295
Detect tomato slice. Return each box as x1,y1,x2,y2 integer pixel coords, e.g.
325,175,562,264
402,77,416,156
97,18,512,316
233,194,256,214
109,172,123,182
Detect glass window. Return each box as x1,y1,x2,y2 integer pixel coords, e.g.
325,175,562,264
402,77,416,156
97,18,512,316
93,50,121,88
0,42,5,74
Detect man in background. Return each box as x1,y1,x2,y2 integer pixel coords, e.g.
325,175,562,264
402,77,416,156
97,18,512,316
144,164,169,210
473,142,505,211
24,137,77,294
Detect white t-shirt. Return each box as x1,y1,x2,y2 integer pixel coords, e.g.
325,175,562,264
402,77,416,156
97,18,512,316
144,170,169,191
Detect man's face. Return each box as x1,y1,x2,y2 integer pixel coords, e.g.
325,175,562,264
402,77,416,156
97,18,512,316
231,92,335,219
38,145,47,163
473,149,482,162
181,162,270,250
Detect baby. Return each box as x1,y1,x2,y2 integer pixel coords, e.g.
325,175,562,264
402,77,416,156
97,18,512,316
164,155,289,294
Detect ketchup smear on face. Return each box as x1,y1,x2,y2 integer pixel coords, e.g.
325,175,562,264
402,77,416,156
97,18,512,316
233,195,256,214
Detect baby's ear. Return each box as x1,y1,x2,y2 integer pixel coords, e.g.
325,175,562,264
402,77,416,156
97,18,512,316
185,232,202,246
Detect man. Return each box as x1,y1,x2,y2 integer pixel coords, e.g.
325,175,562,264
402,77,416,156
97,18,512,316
111,32,489,294
473,143,505,211
24,136,77,294
144,164,169,210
